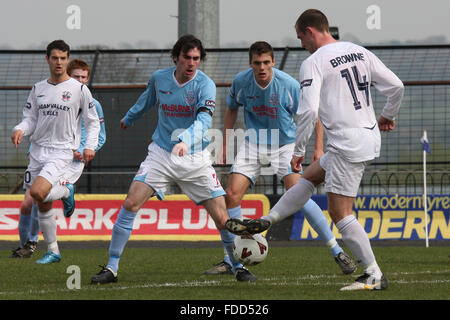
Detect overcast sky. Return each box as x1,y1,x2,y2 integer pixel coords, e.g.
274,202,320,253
1,0,449,49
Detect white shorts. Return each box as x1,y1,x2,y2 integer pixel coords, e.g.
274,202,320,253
59,160,85,185
231,140,298,185
23,145,74,189
134,142,226,204
319,151,369,197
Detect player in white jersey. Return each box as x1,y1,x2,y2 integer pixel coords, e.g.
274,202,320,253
227,9,404,291
90,35,268,285
204,41,356,276
11,40,100,264
9,58,106,259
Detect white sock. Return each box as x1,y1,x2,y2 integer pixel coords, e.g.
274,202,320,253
38,209,59,254
43,185,70,203
263,178,315,224
335,215,381,277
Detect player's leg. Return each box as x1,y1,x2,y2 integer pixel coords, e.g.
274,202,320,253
283,173,355,273
202,196,257,282
278,144,344,258
31,150,73,264
330,193,386,290
28,202,40,243
31,177,61,264
204,173,251,275
91,144,163,285
58,160,86,217
19,191,38,257
18,190,33,246
226,158,325,237
322,152,385,290
91,180,156,284
10,190,34,258
107,181,154,272
179,150,258,282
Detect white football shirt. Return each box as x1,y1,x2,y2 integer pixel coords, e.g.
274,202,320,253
14,77,100,151
294,41,404,162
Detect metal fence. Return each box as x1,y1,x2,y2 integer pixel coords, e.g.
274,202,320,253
1,45,449,195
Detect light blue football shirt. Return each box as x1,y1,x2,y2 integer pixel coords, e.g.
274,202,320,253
122,67,216,153
78,99,106,153
227,68,299,146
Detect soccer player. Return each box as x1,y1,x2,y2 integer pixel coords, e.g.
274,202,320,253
9,58,106,259
11,40,100,264
90,35,267,284
62,58,106,188
227,9,404,291
204,41,356,276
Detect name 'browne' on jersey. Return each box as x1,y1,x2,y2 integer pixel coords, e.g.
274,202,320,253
121,67,216,154
227,68,299,146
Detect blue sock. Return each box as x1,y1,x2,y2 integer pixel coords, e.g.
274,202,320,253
219,228,243,273
301,199,343,257
222,206,241,266
29,204,40,242
18,213,31,247
107,207,136,273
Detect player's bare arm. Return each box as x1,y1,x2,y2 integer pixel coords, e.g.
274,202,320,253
312,117,324,162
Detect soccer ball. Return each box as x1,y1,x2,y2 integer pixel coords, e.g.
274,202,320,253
232,233,269,265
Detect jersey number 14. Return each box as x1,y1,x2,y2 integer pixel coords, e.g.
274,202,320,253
340,66,370,110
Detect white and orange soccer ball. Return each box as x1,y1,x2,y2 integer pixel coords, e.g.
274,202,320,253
232,233,269,266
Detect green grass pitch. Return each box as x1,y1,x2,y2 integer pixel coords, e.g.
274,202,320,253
0,243,448,301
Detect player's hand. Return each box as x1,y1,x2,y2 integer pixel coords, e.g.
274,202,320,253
311,149,324,162
290,155,304,173
73,151,83,161
172,142,189,157
120,119,128,130
11,130,23,148
378,116,395,132
83,148,95,163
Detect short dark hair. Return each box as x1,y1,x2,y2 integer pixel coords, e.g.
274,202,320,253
249,41,274,63
295,9,330,33
171,34,206,64
67,58,90,77
46,40,70,57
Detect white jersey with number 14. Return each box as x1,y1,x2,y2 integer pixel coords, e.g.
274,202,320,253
295,41,404,162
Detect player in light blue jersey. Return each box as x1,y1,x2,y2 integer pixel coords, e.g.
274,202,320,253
9,58,106,259
91,35,269,285
206,41,356,275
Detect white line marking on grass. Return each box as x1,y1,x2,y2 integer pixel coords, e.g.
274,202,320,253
0,270,449,296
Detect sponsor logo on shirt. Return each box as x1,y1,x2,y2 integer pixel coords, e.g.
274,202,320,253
161,104,195,118
252,105,278,119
